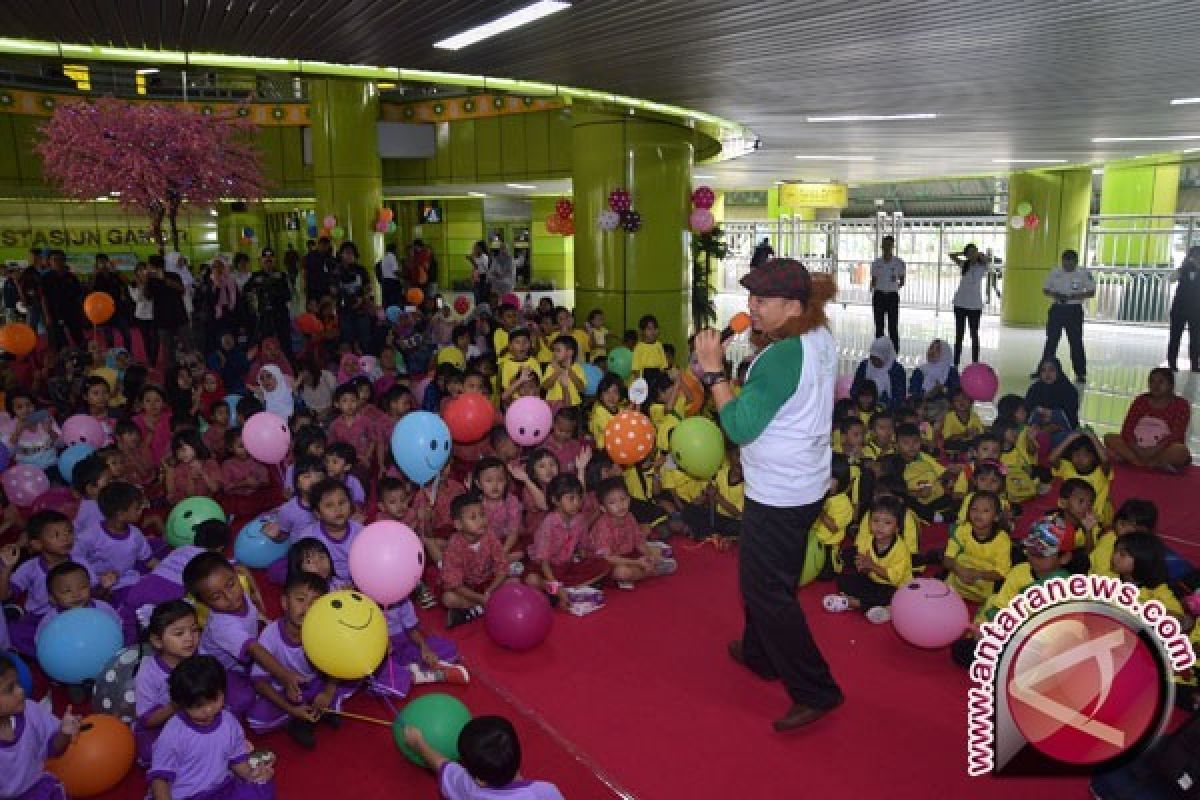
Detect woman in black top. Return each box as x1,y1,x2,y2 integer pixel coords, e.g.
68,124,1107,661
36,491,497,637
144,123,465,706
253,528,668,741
89,253,133,350
146,255,188,369
334,242,372,354
1168,245,1200,372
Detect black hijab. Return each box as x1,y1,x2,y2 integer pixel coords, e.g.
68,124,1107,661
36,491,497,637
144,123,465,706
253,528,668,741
1025,357,1079,427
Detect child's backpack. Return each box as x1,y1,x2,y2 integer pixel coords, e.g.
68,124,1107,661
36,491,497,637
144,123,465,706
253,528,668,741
1091,712,1200,799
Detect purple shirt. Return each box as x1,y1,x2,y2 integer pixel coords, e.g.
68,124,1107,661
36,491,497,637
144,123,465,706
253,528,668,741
135,653,172,725
438,762,564,800
151,546,204,587
11,556,94,617
251,620,318,688
384,599,419,638
35,598,120,642
294,520,362,582
73,520,153,589
199,599,258,670
74,498,102,533
272,498,315,540
0,699,61,797
148,710,251,799
0,611,8,651
344,474,366,506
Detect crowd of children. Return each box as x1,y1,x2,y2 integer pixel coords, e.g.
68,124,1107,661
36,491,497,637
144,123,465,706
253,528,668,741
0,283,759,798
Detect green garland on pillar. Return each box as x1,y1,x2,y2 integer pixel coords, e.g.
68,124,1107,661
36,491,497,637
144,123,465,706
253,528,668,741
690,226,727,332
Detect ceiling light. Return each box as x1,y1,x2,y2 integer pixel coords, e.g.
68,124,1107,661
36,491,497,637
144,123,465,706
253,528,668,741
805,113,937,123
505,183,537,190
1170,98,1200,106
1092,168,1104,175
794,155,874,161
1092,135,1200,143
377,82,396,89
467,191,487,197
693,174,715,179
135,68,159,75
434,1,570,50
990,158,1068,164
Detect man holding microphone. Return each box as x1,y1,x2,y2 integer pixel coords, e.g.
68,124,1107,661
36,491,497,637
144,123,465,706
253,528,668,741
693,258,844,732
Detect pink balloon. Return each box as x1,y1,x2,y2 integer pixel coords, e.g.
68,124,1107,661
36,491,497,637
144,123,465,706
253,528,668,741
505,396,553,447
689,208,715,234
2,464,49,507
960,363,999,402
322,215,337,230
834,374,854,401
692,186,716,210
485,583,553,651
348,520,424,605
242,411,291,465
31,486,77,516
501,293,521,309
61,414,107,448
890,579,969,648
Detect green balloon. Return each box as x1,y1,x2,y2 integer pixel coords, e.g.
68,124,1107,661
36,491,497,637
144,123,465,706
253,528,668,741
607,346,633,380
332,225,346,239
166,496,227,548
1015,201,1032,217
669,416,725,479
392,693,472,767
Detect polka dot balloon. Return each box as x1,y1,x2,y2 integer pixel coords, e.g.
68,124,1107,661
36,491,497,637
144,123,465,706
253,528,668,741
93,646,143,724
621,209,642,233
608,188,631,213
603,410,657,466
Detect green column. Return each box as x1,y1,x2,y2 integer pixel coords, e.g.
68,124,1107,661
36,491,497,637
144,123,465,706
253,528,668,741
1098,161,1180,266
1001,168,1091,326
309,79,383,269
572,103,694,350
216,203,265,256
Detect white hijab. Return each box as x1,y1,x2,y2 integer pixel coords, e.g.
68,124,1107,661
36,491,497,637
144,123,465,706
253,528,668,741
258,365,294,419
865,337,897,399
919,338,953,389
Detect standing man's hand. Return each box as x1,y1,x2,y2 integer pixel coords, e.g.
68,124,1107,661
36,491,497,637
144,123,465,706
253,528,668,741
694,329,724,373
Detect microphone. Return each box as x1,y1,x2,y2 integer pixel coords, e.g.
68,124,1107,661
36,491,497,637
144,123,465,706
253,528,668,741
720,311,752,343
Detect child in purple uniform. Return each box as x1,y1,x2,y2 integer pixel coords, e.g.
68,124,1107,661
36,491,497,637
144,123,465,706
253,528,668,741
122,521,231,625
324,442,367,506
248,572,352,748
71,454,112,535
372,591,468,698
294,480,362,583
183,553,305,718
403,716,564,800
72,481,157,604
0,656,83,800
135,601,200,766
148,655,275,800
262,456,325,586
35,561,124,643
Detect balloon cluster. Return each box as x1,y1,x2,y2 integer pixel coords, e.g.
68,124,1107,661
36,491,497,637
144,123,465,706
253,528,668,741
375,206,397,234
546,197,574,237
318,214,345,239
599,188,641,233
1010,201,1040,230
689,184,716,234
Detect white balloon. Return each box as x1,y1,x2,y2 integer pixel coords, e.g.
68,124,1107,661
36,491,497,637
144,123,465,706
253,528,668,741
629,378,650,405
1010,215,1025,230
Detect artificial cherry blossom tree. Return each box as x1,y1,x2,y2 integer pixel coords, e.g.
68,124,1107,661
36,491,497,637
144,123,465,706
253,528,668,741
36,98,267,250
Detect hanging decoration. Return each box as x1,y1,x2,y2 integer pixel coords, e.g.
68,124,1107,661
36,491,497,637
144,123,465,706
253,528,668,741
1010,215,1025,230
555,198,574,219
1023,212,1040,230
545,214,561,234
1015,201,1033,217
689,209,715,235
621,209,642,232
608,189,631,213
597,209,620,231
691,186,716,210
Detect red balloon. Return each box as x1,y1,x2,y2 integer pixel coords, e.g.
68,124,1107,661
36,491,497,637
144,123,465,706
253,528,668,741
453,296,471,315
544,214,560,234
485,584,553,651
558,217,575,236
1023,212,1040,229
443,392,495,443
296,313,322,335
555,198,574,219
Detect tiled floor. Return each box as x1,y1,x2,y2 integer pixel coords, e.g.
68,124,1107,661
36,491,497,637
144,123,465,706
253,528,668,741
715,294,1199,457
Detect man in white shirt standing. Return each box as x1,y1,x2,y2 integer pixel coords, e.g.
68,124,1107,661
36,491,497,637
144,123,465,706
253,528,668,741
870,234,905,354
1037,248,1095,384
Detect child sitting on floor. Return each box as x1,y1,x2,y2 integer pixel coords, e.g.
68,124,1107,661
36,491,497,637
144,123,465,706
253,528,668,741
894,424,957,523
0,655,82,800
940,387,983,455
295,480,363,584
812,454,856,577
943,491,1012,604
823,495,912,624
1089,498,1158,578
586,478,675,590
74,481,157,604
165,430,222,505
1050,429,1114,525
135,600,200,765
324,442,366,508
528,475,609,610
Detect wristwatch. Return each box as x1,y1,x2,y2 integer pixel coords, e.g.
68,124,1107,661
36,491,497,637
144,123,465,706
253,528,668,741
699,371,728,387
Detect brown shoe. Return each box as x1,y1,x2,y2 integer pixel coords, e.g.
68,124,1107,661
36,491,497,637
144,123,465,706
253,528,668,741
772,698,842,733
727,640,777,680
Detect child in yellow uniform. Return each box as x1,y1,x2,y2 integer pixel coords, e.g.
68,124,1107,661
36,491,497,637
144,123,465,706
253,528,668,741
1111,532,1186,620
585,309,608,359
492,304,519,358
1090,498,1158,578
943,491,1012,604
711,444,744,539
630,314,667,377
863,411,895,461
541,335,587,408
954,461,1011,524
896,423,957,522
589,374,624,448
993,418,1040,504
853,383,881,428
1054,480,1102,572
951,432,1005,503
812,455,856,575
941,388,984,455
823,495,912,623
534,312,556,366
836,417,869,509
499,328,542,397
865,474,923,568
1050,430,1114,525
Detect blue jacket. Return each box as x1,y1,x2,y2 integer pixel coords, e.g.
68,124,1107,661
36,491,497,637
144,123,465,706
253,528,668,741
852,360,907,410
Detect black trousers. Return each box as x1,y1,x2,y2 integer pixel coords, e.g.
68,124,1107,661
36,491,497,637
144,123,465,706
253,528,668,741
1167,307,1200,369
953,306,981,366
872,290,900,353
1042,303,1086,378
835,572,896,610
738,497,842,709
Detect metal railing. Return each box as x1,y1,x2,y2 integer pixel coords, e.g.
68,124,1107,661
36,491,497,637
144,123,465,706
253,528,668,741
1083,214,1200,326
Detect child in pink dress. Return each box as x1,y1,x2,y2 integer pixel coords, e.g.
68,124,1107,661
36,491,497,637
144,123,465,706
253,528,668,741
165,430,222,506
528,475,608,608
221,428,274,519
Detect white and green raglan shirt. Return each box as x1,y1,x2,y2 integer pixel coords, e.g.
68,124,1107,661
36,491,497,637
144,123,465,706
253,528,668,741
718,326,837,508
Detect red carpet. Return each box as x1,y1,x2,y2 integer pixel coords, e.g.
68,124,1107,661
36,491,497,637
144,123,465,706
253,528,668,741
61,464,1200,798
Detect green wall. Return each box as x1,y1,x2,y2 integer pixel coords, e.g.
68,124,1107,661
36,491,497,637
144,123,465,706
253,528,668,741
530,197,573,290
1098,162,1180,266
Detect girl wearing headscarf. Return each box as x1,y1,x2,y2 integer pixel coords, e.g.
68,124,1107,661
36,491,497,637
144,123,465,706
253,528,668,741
197,371,226,417
1025,356,1079,455
256,364,295,419
852,337,906,410
909,338,959,401
245,336,294,387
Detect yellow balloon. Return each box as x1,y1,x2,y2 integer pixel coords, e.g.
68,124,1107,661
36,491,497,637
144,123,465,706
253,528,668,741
301,590,388,679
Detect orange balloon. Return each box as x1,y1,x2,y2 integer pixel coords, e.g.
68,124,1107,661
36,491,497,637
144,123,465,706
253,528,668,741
729,312,752,333
46,714,135,797
406,287,425,305
545,214,560,234
296,312,322,335
680,370,705,416
0,323,37,357
83,292,115,325
604,410,657,466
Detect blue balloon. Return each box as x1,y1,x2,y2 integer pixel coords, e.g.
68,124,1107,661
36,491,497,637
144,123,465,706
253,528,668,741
36,607,123,684
582,363,603,396
57,443,95,486
391,411,452,485
0,443,11,472
225,394,242,426
386,306,403,325
234,516,291,569
2,650,32,695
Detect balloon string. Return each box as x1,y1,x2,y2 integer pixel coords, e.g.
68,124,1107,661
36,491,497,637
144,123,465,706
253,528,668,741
325,709,392,727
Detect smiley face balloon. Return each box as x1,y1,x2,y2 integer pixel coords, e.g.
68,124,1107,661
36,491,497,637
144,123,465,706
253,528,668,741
390,411,452,486
301,590,388,679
